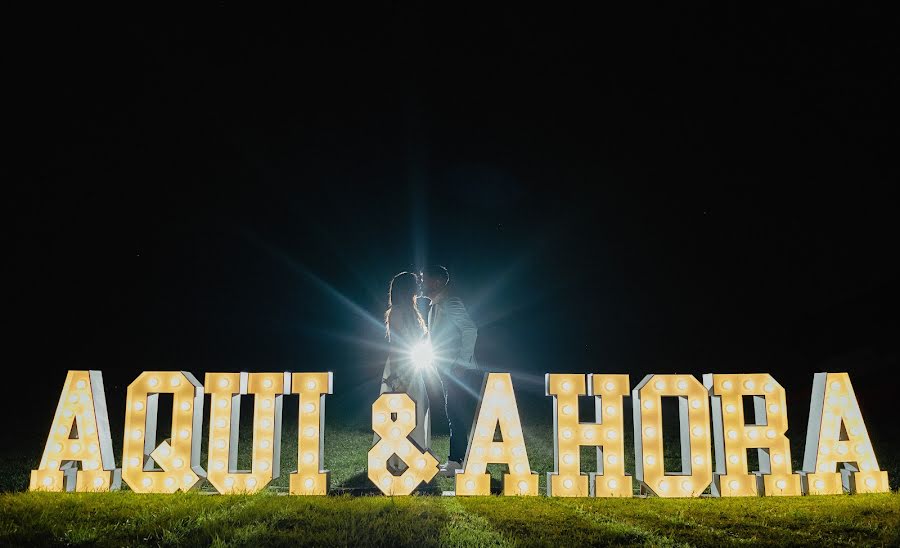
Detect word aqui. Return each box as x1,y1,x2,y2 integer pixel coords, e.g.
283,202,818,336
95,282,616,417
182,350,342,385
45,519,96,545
30,370,889,497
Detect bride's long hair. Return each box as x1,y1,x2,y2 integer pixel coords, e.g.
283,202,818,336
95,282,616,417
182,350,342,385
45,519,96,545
384,271,426,342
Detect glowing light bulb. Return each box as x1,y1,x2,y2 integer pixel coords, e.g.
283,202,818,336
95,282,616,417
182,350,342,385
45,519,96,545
764,382,774,393
830,382,840,391
563,478,573,489
306,380,317,391
134,401,145,411
692,426,703,437
466,480,475,490
224,477,235,488
772,454,784,465
304,427,316,438
814,479,825,489
768,404,779,414
128,457,140,467
518,480,528,491
164,477,175,488
677,380,688,390
246,478,257,488
584,430,594,440
608,479,618,488
837,445,848,455
722,380,733,390
729,454,739,464
604,381,615,391
218,378,230,388
131,429,143,440
158,445,171,457
217,399,227,409
260,419,271,429
93,477,104,488
390,427,401,438
728,480,739,490
693,455,704,466
743,380,755,390
180,401,191,411
606,430,618,440
691,399,701,409
654,380,665,390
646,455,656,465
563,453,574,465
148,377,159,388
305,478,315,489
416,458,426,469
605,406,616,416
179,429,189,439
215,438,226,450
262,378,273,389
561,381,572,392
214,460,225,471
262,399,273,409
562,405,573,415
173,457,184,469
514,463,525,474
76,380,87,389
608,454,618,464
658,480,669,491
776,479,786,489
169,376,181,387
562,429,573,439
215,418,226,428
303,452,315,464
747,429,758,440
728,430,738,440
41,477,53,487
681,480,692,492
766,429,776,439
375,413,386,424
259,461,270,471
644,427,656,438
644,400,654,409
388,397,400,410
725,404,736,414
142,477,152,487
260,439,271,449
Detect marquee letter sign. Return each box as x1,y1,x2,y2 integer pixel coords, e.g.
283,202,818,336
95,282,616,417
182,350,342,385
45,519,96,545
368,393,439,495
122,371,206,493
546,373,630,497
30,369,888,498
705,373,802,496
456,373,539,496
30,371,120,492
802,372,889,495
290,372,333,495
633,374,712,497
205,372,289,494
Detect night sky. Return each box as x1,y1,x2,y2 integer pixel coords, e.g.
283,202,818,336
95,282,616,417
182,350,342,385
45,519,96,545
5,8,899,450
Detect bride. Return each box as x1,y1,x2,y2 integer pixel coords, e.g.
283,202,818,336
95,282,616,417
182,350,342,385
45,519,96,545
376,271,431,469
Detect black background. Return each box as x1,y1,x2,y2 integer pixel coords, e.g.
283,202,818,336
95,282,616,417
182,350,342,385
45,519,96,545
4,7,898,463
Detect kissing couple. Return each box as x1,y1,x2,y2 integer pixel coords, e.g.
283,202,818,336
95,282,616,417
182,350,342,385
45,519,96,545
377,265,482,478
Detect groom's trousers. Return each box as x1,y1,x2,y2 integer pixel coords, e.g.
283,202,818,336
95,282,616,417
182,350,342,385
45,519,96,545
439,367,484,463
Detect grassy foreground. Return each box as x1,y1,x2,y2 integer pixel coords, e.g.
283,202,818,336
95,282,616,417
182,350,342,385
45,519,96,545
1,491,898,547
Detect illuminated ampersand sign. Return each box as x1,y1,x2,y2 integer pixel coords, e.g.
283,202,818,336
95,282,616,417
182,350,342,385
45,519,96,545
30,370,121,492
633,374,712,497
205,372,290,494
122,371,206,493
802,372,889,494
456,373,539,496
705,373,802,496
368,392,439,495
546,373,631,497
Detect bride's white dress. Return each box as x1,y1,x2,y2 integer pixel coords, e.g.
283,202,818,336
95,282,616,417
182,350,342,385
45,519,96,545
375,316,430,470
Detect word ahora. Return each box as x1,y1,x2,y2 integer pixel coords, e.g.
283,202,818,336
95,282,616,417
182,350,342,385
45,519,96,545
31,370,889,497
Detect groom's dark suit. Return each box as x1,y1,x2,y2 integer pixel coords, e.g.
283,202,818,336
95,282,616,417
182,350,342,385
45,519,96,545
428,293,481,464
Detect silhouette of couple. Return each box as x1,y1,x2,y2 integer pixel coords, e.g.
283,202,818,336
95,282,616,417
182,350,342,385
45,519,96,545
378,265,480,477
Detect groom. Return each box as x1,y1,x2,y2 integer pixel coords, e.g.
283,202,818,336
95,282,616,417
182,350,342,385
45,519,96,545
420,265,481,477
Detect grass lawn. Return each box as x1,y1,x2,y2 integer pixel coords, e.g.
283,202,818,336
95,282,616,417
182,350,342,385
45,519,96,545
2,402,898,546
